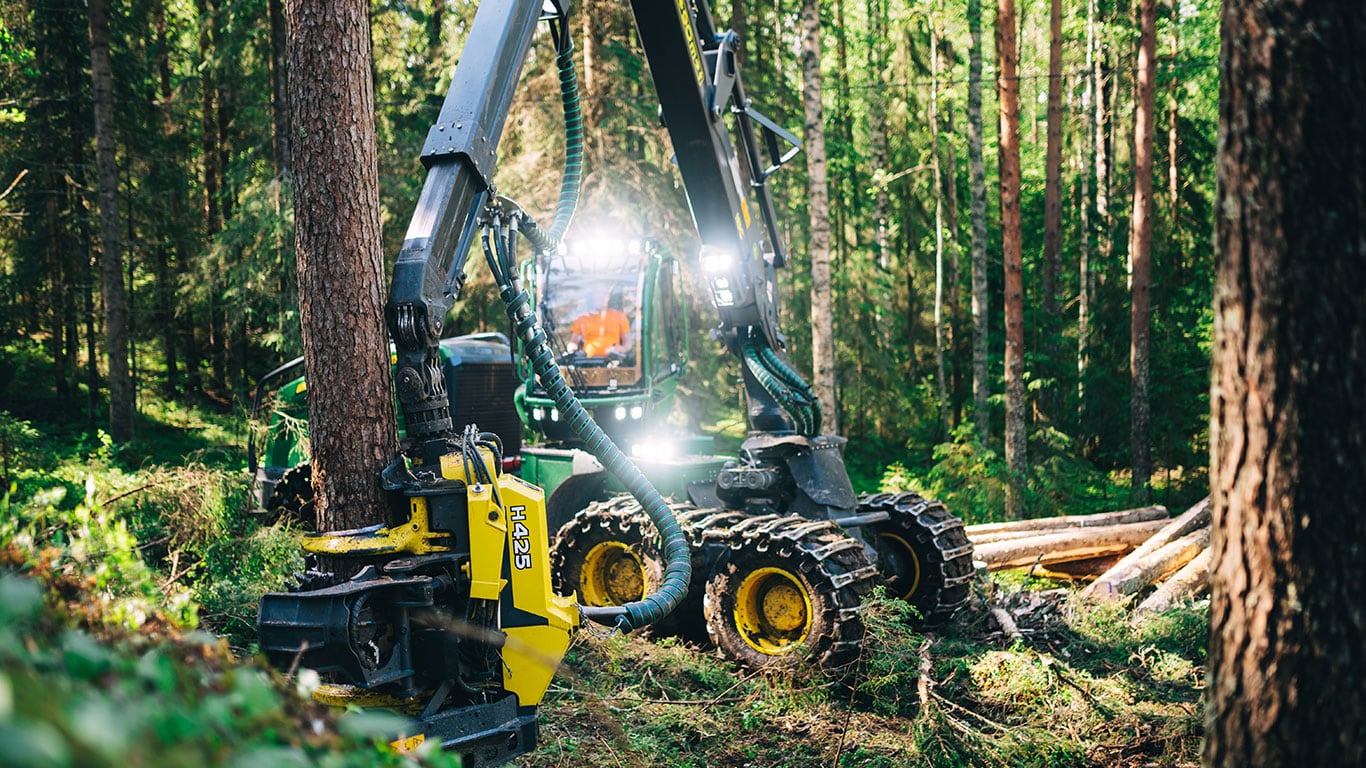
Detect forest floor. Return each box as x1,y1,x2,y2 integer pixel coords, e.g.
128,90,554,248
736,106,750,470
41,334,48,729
0,392,1206,767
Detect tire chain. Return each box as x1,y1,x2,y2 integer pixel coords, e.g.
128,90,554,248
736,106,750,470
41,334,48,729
703,513,878,667
857,490,975,625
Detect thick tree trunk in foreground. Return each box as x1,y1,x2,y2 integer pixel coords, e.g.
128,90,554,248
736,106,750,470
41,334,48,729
88,0,133,444
967,0,989,440
1129,0,1156,504
801,0,837,434
997,0,1026,518
286,0,397,532
1206,2,1366,764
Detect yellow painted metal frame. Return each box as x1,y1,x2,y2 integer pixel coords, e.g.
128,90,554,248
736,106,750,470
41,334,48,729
301,446,579,709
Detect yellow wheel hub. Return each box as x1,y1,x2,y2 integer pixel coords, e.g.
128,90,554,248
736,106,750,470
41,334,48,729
733,567,812,655
579,541,646,606
877,532,922,600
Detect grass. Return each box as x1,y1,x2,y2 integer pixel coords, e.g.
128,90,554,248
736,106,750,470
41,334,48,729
523,590,1205,768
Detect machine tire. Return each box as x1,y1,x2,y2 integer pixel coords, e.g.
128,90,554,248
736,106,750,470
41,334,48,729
265,463,317,530
702,516,876,670
551,497,663,610
859,491,974,626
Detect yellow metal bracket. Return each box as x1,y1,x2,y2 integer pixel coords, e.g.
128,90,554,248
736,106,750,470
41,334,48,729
302,497,452,557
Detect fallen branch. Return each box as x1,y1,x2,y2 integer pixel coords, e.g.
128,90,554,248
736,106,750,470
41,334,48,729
973,519,1169,570
1135,548,1212,614
990,607,1023,643
965,505,1169,538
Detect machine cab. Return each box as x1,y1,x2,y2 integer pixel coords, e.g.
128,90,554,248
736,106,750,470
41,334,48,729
516,237,687,445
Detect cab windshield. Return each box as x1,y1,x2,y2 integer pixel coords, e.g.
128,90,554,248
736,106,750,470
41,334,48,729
540,245,645,364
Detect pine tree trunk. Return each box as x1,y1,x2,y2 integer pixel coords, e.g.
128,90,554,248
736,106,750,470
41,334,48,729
967,0,990,440
1041,0,1063,423
801,0,837,435
195,0,216,394
153,0,182,394
997,0,1026,518
1093,31,1110,260
581,0,609,171
931,19,949,435
1129,0,1156,504
1207,3,1366,763
944,83,963,428
868,0,890,273
270,0,291,177
211,0,233,390
1166,0,1179,233
286,0,398,533
1078,0,1095,423
88,0,133,444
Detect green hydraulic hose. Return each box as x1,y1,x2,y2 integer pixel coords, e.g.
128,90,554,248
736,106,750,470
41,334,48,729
550,39,583,241
757,343,823,435
486,214,691,633
741,339,817,436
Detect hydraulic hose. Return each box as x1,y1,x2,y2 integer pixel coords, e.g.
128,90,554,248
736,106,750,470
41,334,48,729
482,211,691,633
757,342,823,435
741,338,819,437
550,37,582,241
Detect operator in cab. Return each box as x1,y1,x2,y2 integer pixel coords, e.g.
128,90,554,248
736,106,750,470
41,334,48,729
567,288,633,359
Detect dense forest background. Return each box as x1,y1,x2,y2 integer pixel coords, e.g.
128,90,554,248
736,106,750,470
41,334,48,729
0,0,1217,517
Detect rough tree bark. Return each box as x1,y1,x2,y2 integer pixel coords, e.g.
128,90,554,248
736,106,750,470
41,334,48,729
285,0,398,532
1206,1,1366,764
1129,0,1156,504
88,0,133,444
801,0,837,434
997,0,1026,518
967,0,989,440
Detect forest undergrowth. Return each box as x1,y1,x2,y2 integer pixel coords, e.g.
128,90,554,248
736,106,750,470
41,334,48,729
0,393,1205,767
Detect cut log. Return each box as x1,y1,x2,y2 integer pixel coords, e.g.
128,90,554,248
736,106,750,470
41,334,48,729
1134,548,1212,614
1083,526,1210,602
973,519,1169,570
1079,497,1209,600
965,505,1168,537
1033,553,1124,580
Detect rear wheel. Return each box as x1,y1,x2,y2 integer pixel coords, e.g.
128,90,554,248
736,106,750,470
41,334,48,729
703,517,876,670
860,492,974,625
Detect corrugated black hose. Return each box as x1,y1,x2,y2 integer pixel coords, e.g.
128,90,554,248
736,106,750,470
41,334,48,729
480,209,691,632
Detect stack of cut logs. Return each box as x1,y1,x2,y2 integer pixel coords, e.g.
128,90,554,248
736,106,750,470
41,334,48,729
968,497,1212,614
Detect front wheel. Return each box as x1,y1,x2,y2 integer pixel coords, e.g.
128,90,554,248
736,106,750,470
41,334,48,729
860,492,974,625
703,517,876,670
550,497,661,607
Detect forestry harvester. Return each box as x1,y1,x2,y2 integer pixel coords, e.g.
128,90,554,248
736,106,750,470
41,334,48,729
254,0,973,764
